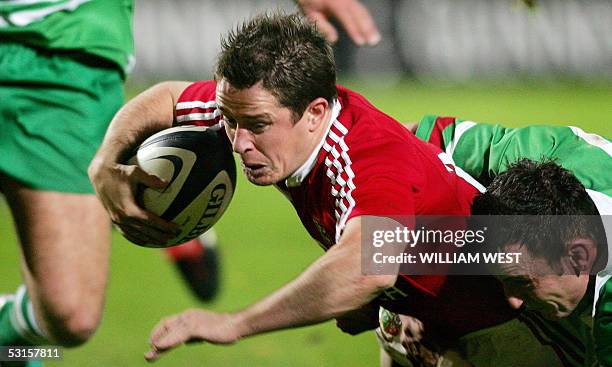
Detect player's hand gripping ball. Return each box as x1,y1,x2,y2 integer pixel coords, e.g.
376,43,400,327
128,125,236,248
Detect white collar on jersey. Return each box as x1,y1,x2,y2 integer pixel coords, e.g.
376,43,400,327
285,100,341,188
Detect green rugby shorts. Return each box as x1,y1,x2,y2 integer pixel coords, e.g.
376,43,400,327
0,43,124,194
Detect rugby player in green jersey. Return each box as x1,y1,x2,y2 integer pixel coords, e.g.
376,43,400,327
373,118,611,366
471,159,611,366
417,117,610,365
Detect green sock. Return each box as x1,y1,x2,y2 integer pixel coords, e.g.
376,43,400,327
0,286,47,346
0,295,20,345
1,361,44,367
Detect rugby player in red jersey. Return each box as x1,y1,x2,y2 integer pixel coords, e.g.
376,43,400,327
162,0,381,303
89,13,583,365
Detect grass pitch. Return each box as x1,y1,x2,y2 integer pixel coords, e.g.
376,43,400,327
0,80,610,366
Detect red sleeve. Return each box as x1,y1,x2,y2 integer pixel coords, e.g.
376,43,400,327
174,80,220,127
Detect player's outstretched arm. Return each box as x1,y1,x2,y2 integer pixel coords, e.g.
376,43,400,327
144,217,398,361
296,0,381,46
88,81,191,246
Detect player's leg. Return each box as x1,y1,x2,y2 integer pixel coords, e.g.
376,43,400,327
0,175,111,346
164,230,221,301
0,42,123,347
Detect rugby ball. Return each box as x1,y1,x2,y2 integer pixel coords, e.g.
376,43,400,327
128,125,236,248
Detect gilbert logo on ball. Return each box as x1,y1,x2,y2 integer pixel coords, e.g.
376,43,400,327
128,124,236,248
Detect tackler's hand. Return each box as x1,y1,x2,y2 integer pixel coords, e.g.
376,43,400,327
296,0,381,46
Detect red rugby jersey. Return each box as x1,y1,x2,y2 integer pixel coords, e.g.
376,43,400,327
175,81,517,341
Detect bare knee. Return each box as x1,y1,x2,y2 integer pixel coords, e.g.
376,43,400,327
7,189,111,346
44,299,103,347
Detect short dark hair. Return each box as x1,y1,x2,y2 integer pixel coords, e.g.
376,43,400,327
471,158,604,271
215,12,337,120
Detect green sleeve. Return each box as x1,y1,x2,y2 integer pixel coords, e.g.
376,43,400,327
594,278,612,366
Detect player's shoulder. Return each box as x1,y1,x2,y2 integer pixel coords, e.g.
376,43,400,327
336,85,396,125
177,80,217,104
508,123,569,135
494,124,585,151
327,102,429,187
175,80,220,126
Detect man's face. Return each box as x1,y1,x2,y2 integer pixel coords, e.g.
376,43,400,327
498,242,590,319
216,79,315,186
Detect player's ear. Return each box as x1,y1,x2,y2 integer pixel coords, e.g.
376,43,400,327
566,238,597,276
304,97,329,132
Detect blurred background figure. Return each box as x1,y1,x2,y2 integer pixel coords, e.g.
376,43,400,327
130,0,612,86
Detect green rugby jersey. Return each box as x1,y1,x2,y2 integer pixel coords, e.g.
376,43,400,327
414,115,612,208
414,115,612,365
0,0,134,75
